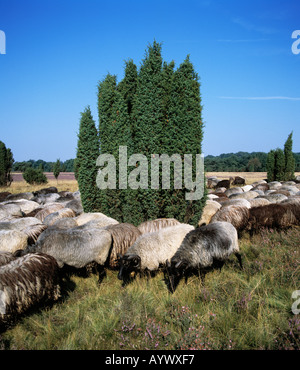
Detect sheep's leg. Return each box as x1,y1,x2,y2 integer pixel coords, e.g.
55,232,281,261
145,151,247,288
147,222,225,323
235,252,243,269
97,265,107,284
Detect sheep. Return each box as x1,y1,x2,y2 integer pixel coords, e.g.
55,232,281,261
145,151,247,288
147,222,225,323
165,222,242,293
104,223,142,269
0,203,23,221
241,185,253,192
75,212,119,227
118,223,195,283
225,187,243,197
257,193,288,204
0,253,60,326
34,203,65,222
0,217,47,244
0,192,11,202
232,176,246,186
43,208,76,226
32,193,61,205
229,191,259,201
210,205,250,233
206,177,219,189
0,229,28,253
218,198,251,209
32,187,58,196
65,199,83,216
5,192,34,201
18,226,113,282
247,203,300,232
248,198,270,208
197,200,221,227
137,218,181,235
0,251,16,267
215,177,233,190
3,200,40,215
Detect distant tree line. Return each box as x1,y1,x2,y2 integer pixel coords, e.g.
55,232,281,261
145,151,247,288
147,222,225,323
12,158,75,173
205,151,300,173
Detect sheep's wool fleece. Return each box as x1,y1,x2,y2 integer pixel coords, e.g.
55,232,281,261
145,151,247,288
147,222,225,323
127,224,194,271
176,221,239,268
35,227,112,268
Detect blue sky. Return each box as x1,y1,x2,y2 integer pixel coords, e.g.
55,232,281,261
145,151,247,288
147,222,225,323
0,0,299,162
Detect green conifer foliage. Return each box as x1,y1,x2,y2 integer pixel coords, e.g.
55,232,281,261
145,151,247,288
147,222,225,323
0,141,14,187
76,106,100,213
284,132,295,181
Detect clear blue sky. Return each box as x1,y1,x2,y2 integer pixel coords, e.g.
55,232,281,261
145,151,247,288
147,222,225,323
0,0,299,162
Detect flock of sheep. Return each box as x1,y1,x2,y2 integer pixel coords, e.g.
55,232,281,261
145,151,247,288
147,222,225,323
0,175,299,328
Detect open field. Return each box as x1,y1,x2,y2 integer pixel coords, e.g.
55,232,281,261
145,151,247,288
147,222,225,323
2,173,79,194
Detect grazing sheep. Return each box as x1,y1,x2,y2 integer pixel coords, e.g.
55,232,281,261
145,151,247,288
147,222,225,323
137,218,181,235
34,203,65,222
241,185,253,192
0,229,28,253
248,198,270,208
118,224,194,283
252,183,269,192
198,200,221,227
51,217,78,229
206,177,219,189
75,212,119,227
165,222,242,293
229,191,259,201
247,203,300,232
5,192,34,201
232,176,246,186
225,187,243,197
32,193,61,205
0,192,11,203
215,177,233,190
0,253,60,326
257,193,288,204
219,198,251,209
210,205,250,233
65,199,83,216
104,223,142,269
0,217,47,244
19,226,113,282
3,200,40,215
0,203,23,221
33,187,58,196
43,208,76,226
0,251,16,267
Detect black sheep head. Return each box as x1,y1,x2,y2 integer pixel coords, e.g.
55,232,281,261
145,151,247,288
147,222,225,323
117,254,141,282
164,259,188,293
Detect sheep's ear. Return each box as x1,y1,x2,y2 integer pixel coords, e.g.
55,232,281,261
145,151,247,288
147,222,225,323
166,260,171,268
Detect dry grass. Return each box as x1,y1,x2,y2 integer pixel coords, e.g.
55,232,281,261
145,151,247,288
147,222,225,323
0,178,79,195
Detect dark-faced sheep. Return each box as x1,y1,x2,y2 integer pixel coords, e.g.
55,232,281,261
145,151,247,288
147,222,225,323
0,253,60,327
104,223,142,269
118,224,194,283
165,222,242,293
